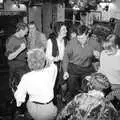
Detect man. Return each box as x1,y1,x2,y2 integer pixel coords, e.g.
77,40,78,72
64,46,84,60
28,21,47,50
62,25,101,102
5,22,29,89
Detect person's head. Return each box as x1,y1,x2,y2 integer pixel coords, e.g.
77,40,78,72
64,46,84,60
89,73,111,95
16,22,28,37
27,48,46,71
102,34,118,53
28,21,37,34
69,24,78,39
77,25,89,45
53,21,67,38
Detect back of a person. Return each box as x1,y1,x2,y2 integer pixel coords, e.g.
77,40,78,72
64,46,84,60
57,91,117,120
23,63,57,102
100,50,120,84
57,73,118,120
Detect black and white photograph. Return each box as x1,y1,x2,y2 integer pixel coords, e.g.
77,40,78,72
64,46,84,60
0,0,120,120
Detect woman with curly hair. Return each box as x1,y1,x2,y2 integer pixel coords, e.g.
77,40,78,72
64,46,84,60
14,48,58,120
56,73,119,120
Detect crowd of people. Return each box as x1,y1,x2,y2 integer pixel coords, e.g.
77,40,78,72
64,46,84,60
5,20,120,120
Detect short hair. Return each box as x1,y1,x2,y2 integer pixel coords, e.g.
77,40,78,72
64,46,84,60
29,21,39,30
103,34,116,50
27,48,46,70
16,22,28,32
77,25,89,35
69,24,78,34
29,21,35,25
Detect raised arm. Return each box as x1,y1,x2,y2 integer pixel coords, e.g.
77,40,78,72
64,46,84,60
62,41,73,80
6,36,26,60
8,43,26,60
14,75,27,107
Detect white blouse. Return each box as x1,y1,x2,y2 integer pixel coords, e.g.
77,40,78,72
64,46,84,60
99,50,120,84
14,63,57,107
46,39,65,61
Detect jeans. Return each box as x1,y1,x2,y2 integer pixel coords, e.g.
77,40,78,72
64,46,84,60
65,63,95,103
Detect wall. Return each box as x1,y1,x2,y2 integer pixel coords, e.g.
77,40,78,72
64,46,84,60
42,3,65,38
42,3,53,38
4,0,26,11
29,6,42,31
3,1,65,37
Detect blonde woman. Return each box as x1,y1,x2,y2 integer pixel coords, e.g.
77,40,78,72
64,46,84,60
14,48,58,120
99,34,120,89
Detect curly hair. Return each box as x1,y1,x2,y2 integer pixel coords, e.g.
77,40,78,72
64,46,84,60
89,72,111,91
27,48,46,70
77,25,89,36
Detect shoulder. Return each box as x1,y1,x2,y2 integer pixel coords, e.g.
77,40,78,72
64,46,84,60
39,31,46,37
66,39,75,47
21,71,33,79
101,50,106,55
47,63,57,72
100,50,107,58
6,35,20,48
7,35,17,43
37,31,46,38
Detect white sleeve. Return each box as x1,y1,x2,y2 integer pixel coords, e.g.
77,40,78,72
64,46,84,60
14,75,27,107
98,51,105,73
46,39,54,61
49,64,58,88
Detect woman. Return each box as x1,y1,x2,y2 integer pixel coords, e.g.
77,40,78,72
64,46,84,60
63,25,101,102
14,48,58,120
57,73,118,120
46,21,68,100
99,34,120,89
46,21,67,65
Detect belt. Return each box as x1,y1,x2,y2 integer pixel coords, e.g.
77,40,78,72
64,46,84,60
32,99,53,105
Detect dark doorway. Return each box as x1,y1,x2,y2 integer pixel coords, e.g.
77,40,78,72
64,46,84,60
0,14,24,117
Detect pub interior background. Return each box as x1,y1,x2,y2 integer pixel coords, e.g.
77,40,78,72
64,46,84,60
1,0,120,119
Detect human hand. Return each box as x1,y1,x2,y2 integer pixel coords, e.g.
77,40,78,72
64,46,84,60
63,72,69,80
93,50,100,59
45,58,53,67
54,56,60,62
16,101,22,107
85,76,91,81
20,43,26,50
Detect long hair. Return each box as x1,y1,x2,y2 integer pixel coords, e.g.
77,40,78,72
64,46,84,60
103,34,117,51
49,21,65,40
